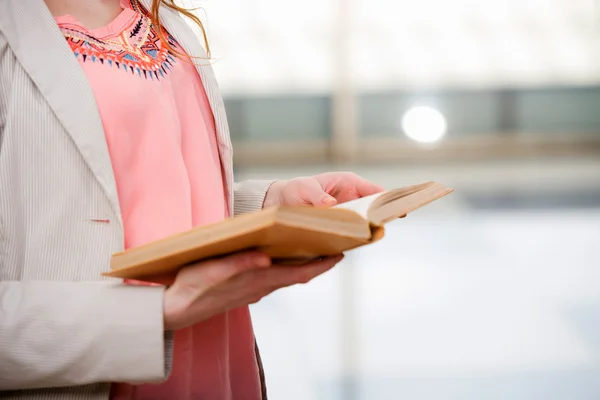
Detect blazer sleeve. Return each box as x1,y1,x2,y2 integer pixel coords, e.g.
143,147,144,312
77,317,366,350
0,280,170,390
233,180,276,216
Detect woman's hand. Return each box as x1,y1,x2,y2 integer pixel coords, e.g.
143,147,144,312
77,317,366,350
263,172,385,208
163,171,378,330
163,251,343,330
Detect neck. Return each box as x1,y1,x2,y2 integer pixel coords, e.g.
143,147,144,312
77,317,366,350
44,0,124,29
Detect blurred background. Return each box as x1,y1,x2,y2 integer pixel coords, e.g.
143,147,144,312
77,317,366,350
184,0,600,398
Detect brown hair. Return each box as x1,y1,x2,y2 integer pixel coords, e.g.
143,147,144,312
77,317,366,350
149,0,210,59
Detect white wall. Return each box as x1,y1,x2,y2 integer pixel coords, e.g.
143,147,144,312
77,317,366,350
182,0,600,94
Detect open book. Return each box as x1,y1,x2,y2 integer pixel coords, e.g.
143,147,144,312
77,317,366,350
103,181,453,281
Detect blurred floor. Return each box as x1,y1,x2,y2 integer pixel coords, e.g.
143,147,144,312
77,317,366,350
240,157,600,400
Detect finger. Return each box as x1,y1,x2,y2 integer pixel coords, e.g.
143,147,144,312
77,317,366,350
178,251,271,291
123,278,164,287
297,178,337,206
315,173,384,203
197,255,344,312
350,175,386,197
128,275,176,286
204,251,272,283
271,254,344,287
296,255,344,283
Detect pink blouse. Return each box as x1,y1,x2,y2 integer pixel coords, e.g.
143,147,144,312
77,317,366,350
56,1,262,399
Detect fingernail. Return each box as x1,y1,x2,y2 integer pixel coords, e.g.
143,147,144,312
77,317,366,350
321,255,344,263
321,195,337,205
255,255,271,268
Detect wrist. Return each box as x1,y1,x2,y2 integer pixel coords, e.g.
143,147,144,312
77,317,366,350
163,285,189,331
263,180,286,208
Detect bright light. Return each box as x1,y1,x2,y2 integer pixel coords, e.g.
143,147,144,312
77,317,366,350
401,106,447,143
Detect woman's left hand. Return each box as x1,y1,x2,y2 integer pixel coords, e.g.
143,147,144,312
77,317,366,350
263,172,385,208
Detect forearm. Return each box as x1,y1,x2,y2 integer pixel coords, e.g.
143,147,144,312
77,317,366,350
0,280,168,390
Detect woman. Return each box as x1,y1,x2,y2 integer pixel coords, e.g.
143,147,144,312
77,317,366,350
0,0,383,399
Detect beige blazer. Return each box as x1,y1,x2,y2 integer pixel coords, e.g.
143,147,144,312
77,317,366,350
0,0,273,398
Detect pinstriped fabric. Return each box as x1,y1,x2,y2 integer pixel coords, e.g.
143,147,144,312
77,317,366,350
0,1,124,227
1,2,172,398
0,0,273,398
233,180,276,215
0,19,6,275
2,385,111,400
0,22,167,398
0,2,124,282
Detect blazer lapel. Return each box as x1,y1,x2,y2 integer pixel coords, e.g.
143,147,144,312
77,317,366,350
0,0,123,227
140,0,235,213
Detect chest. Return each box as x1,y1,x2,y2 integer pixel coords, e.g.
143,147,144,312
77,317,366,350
1,0,235,211
0,0,236,279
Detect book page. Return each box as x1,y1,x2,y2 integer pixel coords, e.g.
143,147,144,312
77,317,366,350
333,192,385,219
367,182,454,225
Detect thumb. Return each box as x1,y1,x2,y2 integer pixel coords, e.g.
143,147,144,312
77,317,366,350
300,178,337,206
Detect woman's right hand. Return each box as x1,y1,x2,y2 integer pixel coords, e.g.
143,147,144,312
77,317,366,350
162,251,343,330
